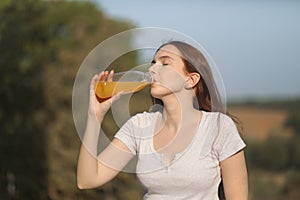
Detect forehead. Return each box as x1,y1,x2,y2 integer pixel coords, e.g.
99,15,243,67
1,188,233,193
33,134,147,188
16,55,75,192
155,44,183,59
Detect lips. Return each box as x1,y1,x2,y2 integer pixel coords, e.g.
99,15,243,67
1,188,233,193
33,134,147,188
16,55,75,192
150,79,157,87
151,78,159,84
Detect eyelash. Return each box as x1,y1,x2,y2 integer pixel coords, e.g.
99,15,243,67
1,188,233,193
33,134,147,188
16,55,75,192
151,61,169,66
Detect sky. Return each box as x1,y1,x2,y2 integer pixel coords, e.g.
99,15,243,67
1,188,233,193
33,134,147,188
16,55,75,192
93,0,300,101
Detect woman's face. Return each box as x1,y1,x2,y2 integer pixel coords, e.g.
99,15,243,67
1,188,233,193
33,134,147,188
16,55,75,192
148,44,188,99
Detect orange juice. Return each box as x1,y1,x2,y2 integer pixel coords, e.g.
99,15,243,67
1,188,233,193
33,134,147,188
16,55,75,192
95,81,149,102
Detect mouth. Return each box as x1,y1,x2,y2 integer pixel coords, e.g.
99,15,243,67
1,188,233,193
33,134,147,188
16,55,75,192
150,82,156,87
151,78,158,85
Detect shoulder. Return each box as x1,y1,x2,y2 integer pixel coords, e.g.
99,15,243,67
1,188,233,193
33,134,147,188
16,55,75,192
116,111,159,140
204,111,236,127
127,111,160,128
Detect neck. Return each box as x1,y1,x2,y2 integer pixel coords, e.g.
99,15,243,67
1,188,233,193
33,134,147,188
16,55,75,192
160,92,198,131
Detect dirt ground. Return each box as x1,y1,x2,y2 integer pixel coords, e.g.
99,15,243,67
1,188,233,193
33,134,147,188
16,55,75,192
228,106,291,140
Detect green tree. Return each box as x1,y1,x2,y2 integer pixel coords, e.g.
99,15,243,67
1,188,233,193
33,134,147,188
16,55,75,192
0,0,50,199
42,1,143,199
0,0,144,199
246,135,289,171
285,111,300,135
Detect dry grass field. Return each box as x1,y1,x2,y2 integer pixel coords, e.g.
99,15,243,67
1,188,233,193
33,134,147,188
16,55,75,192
228,106,291,140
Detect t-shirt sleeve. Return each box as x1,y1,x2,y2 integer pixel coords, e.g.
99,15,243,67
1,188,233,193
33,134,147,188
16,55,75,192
214,115,246,162
114,116,137,155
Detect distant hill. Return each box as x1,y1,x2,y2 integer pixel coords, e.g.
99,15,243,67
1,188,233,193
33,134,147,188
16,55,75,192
228,98,300,140
228,98,300,110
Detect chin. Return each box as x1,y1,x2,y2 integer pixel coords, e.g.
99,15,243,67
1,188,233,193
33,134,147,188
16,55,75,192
150,86,173,99
150,90,161,99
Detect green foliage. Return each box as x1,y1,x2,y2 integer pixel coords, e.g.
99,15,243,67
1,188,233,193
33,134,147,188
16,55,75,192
283,170,300,199
245,105,300,199
287,136,300,169
229,99,300,113
250,174,283,199
0,0,50,199
0,0,140,199
285,111,300,134
246,136,300,171
246,135,290,171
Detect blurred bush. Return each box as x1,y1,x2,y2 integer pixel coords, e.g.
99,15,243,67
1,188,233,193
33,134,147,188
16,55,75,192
283,170,300,199
246,135,290,171
0,0,146,199
244,100,300,199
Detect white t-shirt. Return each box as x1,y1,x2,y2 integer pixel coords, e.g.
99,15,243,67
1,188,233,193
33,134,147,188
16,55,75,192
114,111,246,200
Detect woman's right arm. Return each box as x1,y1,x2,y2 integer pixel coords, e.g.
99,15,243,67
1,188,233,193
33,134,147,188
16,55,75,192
76,71,134,189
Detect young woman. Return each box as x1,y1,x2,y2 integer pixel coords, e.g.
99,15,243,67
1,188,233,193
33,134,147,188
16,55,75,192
77,41,248,199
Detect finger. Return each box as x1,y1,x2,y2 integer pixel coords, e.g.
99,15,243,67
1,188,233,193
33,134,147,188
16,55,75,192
90,72,102,91
107,70,114,82
110,91,125,102
99,71,109,82
90,74,98,91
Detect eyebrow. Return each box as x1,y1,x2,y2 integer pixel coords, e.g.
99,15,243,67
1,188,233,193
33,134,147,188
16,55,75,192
158,55,174,60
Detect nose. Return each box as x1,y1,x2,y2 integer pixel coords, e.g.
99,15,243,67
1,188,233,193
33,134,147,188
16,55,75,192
148,63,157,74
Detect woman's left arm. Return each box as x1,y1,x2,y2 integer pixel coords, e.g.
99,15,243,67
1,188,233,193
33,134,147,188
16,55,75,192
220,150,248,200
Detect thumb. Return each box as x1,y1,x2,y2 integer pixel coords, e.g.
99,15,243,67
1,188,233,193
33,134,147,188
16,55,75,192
110,91,125,103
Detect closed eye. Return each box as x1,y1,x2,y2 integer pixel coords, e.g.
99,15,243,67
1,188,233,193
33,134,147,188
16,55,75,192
151,56,172,66
162,61,169,66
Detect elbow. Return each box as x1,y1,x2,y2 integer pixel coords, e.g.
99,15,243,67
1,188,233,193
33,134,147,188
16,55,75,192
77,181,87,190
77,179,89,190
76,177,102,190
77,181,95,190
77,185,92,190
76,177,92,190
77,183,85,190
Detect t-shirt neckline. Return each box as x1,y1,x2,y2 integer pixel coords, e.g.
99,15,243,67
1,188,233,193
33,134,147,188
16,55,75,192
150,110,206,167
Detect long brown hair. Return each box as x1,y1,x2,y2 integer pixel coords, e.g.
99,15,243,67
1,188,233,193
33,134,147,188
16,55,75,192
152,41,243,199
153,41,242,128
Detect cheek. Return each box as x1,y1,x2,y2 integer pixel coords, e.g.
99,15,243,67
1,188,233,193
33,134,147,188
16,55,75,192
159,68,186,87
151,69,186,97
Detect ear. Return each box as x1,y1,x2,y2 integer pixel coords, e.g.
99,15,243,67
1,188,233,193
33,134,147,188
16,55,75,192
185,73,201,89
